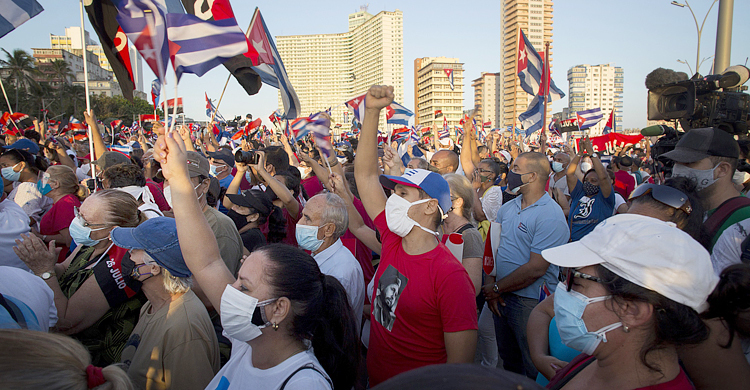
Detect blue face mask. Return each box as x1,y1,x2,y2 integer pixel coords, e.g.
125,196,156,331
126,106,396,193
1,163,22,182
69,216,109,247
554,281,622,355
37,172,53,196
295,223,325,252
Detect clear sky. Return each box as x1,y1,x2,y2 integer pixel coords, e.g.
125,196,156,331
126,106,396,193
2,0,748,130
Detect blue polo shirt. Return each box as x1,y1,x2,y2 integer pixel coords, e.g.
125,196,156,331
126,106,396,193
494,193,569,299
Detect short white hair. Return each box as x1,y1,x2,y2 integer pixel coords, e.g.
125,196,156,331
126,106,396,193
318,193,348,239
162,268,192,295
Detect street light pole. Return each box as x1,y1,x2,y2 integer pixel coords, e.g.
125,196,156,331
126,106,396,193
714,0,734,74
670,0,719,75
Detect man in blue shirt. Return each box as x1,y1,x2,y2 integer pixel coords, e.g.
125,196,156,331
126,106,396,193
482,152,570,379
566,137,615,241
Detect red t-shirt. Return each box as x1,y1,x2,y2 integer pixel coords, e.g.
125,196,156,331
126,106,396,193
302,176,325,198
613,170,636,199
39,194,81,263
367,211,478,386
547,354,695,390
145,180,170,212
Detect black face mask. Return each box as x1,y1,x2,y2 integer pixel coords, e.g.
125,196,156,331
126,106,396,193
583,182,600,197
227,209,250,230
120,255,143,293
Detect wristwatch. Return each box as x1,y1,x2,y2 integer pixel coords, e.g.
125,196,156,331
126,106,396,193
492,283,499,293
39,271,54,280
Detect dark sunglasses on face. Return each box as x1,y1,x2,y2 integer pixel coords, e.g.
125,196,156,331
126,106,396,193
564,268,603,292
629,184,692,215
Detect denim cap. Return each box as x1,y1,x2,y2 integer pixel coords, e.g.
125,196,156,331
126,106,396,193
2,138,40,155
110,217,191,277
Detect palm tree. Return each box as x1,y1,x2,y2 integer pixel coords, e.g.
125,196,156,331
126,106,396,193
69,85,85,118
0,48,41,112
28,81,53,118
46,59,73,113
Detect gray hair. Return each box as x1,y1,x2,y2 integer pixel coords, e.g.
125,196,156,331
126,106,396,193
162,268,192,295
319,193,349,239
409,157,430,170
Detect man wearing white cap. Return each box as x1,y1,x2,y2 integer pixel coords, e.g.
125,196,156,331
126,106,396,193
355,85,477,386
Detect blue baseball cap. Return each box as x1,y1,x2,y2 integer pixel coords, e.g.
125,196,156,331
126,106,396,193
379,168,452,215
110,217,191,277
2,138,39,155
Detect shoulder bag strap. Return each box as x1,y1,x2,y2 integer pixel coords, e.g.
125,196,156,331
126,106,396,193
548,356,596,390
704,197,750,238
279,364,333,390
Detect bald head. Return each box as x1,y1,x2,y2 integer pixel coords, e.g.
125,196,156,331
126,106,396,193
430,150,459,175
514,152,551,192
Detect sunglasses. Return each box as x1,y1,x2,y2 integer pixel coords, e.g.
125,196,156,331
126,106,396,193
564,268,603,292
629,184,692,215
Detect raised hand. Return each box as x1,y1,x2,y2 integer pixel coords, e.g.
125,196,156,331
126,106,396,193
153,129,189,183
365,85,394,111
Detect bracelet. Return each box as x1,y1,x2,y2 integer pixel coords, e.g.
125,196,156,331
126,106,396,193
42,235,47,242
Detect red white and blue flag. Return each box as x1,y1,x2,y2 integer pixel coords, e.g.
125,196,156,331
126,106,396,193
290,113,329,143
391,127,410,142
576,108,604,130
603,108,615,134
345,93,366,124
113,0,170,83
205,92,225,122
443,68,454,91
386,102,413,126
247,8,300,119
519,96,545,136
438,117,450,139
150,78,160,109
539,282,551,302
517,28,564,102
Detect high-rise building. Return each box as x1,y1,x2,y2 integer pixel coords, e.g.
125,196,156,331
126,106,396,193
472,72,501,128
276,8,404,131
500,0,554,128
567,64,624,135
51,27,145,93
414,57,464,130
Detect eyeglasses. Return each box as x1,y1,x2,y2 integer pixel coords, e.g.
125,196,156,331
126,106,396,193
565,268,603,292
629,184,692,215
475,168,493,174
74,207,108,228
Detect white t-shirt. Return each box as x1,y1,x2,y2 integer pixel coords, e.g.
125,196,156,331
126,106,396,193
204,339,332,390
480,186,504,223
0,265,57,330
613,193,627,215
9,181,53,224
314,239,365,332
0,198,32,271
711,218,750,275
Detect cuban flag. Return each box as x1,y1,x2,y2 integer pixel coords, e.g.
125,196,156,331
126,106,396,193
310,115,333,158
345,93,366,124
519,97,544,136
603,108,615,134
290,113,329,142
113,0,170,83
549,119,561,136
247,8,300,119
205,92,225,122
165,0,249,80
539,282,551,302
517,28,565,102
386,102,413,126
108,144,133,156
0,0,43,39
576,108,604,130
444,68,454,90
391,127,410,142
150,79,160,108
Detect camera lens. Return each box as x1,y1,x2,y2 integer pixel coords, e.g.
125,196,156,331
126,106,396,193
234,150,257,164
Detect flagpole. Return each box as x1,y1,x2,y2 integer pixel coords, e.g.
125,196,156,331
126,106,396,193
0,78,21,132
79,0,96,184
541,42,550,139
513,27,520,136
170,70,178,134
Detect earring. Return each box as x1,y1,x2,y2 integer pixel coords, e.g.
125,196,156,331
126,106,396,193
623,324,630,333
272,322,279,331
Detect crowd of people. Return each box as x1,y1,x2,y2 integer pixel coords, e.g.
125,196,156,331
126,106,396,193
1,84,749,390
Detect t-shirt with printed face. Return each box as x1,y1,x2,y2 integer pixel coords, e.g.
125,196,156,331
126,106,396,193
568,181,615,242
367,211,478,386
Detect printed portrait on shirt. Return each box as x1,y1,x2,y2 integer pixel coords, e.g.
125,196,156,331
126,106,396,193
373,265,408,332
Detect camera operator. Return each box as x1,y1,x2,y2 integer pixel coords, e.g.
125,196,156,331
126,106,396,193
663,127,750,273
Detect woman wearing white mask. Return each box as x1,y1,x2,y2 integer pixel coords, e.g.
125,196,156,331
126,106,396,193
14,189,147,366
154,129,359,390
541,214,717,390
1,148,52,225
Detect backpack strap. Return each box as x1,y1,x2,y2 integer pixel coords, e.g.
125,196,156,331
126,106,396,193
548,355,595,390
456,223,475,234
279,363,332,390
704,197,750,239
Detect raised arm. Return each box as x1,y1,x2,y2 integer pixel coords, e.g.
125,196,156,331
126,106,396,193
382,143,404,176
254,151,300,219
460,119,480,177
354,85,392,220
279,133,299,167
582,137,612,198
154,130,234,312
178,125,197,152
566,151,582,192
222,163,248,210
82,110,107,161
329,172,381,255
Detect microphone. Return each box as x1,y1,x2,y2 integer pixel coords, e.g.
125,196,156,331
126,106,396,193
641,124,675,137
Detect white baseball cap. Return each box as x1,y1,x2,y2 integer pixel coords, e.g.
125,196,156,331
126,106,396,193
541,214,718,313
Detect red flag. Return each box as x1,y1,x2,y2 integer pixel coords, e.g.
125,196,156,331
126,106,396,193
114,27,135,89
482,223,495,275
245,8,272,66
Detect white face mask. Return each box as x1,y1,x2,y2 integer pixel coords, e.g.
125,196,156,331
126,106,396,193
385,194,438,237
580,162,593,173
219,284,278,342
164,182,203,208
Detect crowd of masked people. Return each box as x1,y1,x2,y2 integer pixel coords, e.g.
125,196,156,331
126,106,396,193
1,85,749,390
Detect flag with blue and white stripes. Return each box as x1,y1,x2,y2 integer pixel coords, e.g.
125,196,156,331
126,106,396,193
0,0,43,39
519,97,544,136
576,108,604,130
